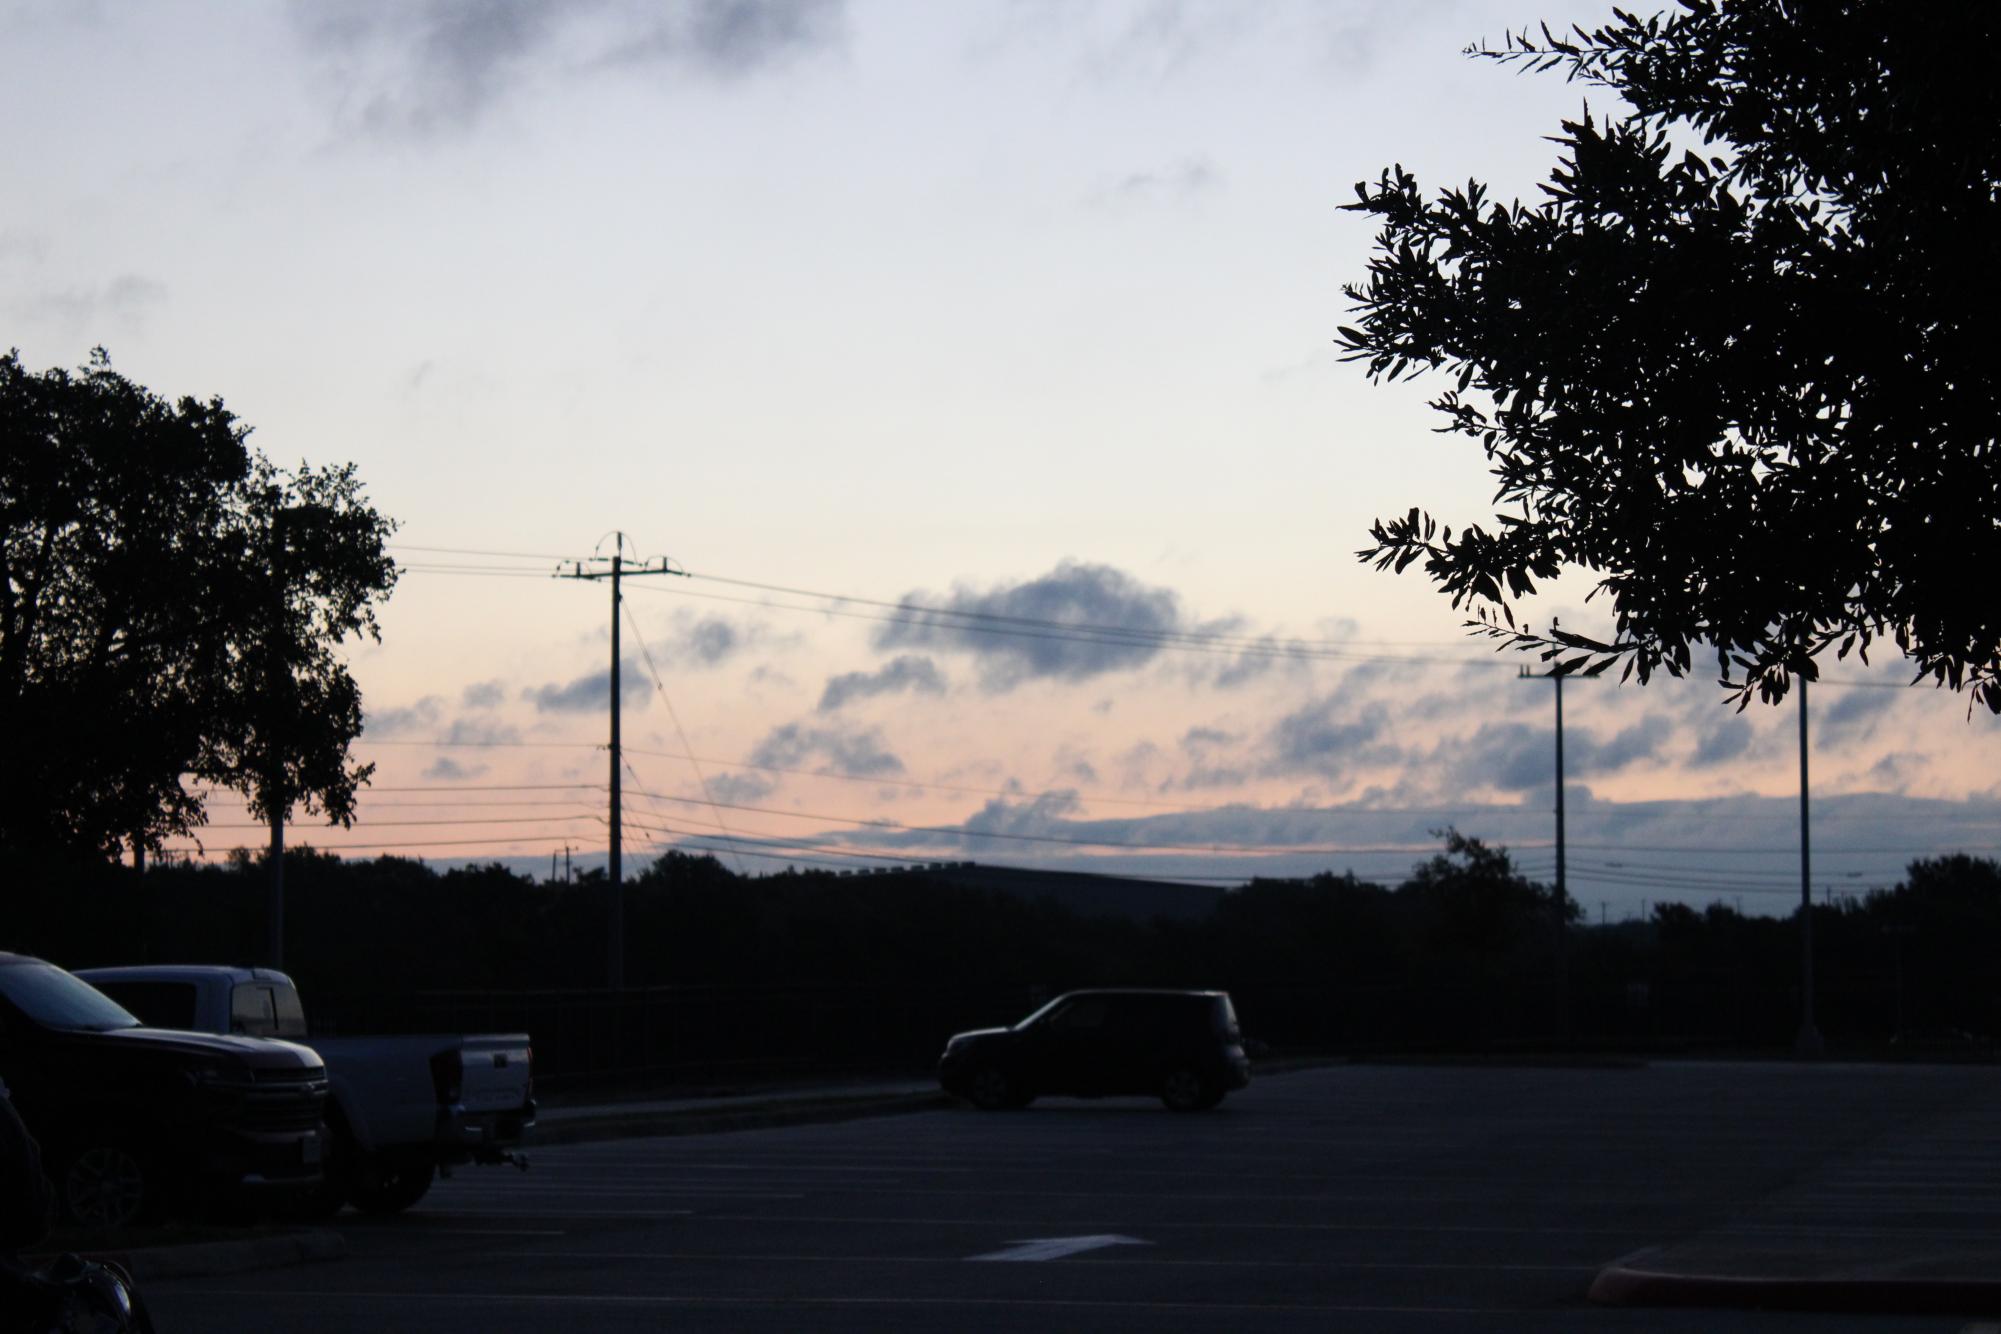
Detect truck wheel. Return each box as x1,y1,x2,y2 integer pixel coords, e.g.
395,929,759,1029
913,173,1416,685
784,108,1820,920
349,1157,435,1215
1160,1068,1222,1112
61,1144,161,1228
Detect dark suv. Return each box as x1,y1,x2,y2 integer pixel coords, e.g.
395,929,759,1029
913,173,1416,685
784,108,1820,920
0,952,328,1226
938,989,1251,1111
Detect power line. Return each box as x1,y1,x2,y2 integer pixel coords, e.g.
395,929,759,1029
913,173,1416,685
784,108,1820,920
195,813,598,831
615,743,1552,818
621,604,749,876
616,784,1547,858
361,739,601,750
157,833,591,855
681,570,1468,655
385,540,1943,690
627,580,1497,667
390,543,571,561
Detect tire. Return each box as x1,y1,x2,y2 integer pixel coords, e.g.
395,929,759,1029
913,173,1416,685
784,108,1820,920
1160,1069,1222,1112
967,1067,1031,1111
60,1144,160,1229
348,1156,436,1215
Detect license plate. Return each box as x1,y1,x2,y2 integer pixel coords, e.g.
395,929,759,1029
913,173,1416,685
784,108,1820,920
302,1135,324,1166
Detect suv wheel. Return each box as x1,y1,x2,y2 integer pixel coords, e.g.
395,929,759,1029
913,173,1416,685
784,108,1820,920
62,1144,157,1228
968,1067,1030,1110
1160,1069,1222,1112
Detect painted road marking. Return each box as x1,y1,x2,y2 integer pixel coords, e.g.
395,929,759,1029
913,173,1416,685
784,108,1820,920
487,1248,1597,1273
968,1234,1152,1262
155,1289,1510,1316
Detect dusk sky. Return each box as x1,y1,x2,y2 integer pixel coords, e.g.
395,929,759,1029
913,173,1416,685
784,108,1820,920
5,0,1996,916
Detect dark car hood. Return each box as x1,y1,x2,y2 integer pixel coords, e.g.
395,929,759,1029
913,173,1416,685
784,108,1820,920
948,1027,1014,1044
86,1026,324,1070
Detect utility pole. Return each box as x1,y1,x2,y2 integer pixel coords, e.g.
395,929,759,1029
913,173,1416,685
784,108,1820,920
1518,667,1568,911
557,533,687,989
1796,676,1825,1055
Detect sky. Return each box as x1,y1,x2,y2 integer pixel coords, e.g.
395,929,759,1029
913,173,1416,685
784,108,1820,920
4,0,1996,918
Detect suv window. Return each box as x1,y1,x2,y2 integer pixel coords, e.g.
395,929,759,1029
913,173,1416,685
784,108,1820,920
1048,999,1110,1030
271,983,308,1039
230,984,280,1037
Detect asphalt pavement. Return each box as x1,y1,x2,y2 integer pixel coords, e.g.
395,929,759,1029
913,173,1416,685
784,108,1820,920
121,1059,2001,1331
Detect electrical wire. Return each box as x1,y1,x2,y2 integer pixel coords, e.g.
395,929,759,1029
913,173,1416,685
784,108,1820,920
387,541,1941,689
621,604,750,876
614,783,1548,857
156,833,591,856
362,739,601,750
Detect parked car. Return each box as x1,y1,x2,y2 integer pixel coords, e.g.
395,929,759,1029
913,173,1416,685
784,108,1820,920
79,965,533,1216
0,953,327,1226
938,988,1251,1111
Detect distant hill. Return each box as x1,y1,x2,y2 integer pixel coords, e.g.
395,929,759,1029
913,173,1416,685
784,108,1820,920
895,862,1226,923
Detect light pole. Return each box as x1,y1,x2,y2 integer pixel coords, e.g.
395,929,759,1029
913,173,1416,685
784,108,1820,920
1795,676,1825,1055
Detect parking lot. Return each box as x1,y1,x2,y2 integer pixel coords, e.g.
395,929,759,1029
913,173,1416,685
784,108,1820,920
147,1062,2000,1332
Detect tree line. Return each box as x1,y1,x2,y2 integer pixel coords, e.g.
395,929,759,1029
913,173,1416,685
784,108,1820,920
6,837,1996,1075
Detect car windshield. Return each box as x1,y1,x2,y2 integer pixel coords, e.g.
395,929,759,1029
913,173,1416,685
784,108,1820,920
0,962,143,1032
1012,994,1074,1030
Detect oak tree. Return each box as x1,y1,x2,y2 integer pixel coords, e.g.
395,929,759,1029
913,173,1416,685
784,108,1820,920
1343,0,2001,709
0,350,397,858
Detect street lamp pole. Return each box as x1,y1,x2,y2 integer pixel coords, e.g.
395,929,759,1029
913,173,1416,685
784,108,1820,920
1796,676,1825,1055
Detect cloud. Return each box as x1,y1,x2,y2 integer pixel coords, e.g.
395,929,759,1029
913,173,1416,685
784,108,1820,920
1690,717,1754,767
747,721,903,777
1817,683,1901,747
363,695,445,736
439,715,522,745
1448,715,1673,794
817,655,947,712
596,0,844,73
1091,156,1222,207
872,560,1184,691
293,0,846,138
708,771,776,805
422,755,488,781
642,610,786,670
27,274,168,337
1263,696,1397,783
461,679,505,709
526,659,653,713
679,616,743,666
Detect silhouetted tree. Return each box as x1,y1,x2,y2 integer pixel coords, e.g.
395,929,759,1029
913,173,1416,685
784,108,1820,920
1396,828,1571,967
1342,1,2001,709
0,350,397,857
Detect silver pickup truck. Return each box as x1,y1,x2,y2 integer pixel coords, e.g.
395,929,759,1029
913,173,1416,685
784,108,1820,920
78,964,534,1216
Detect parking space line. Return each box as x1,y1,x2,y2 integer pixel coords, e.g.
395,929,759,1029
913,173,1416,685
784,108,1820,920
688,1212,1656,1236
486,1248,1601,1273
160,1288,1517,1316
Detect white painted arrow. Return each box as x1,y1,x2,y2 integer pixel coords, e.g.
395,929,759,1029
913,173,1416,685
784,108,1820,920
968,1234,1153,1262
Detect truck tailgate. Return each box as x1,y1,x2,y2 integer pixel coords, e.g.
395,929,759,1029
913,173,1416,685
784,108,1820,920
459,1034,533,1113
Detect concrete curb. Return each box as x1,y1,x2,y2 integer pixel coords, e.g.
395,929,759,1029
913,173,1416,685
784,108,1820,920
532,1090,955,1145
1589,1250,2001,1316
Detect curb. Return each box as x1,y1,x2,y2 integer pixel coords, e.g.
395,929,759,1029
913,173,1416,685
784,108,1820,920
532,1090,954,1145
35,1230,348,1283
1590,1252,2001,1316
